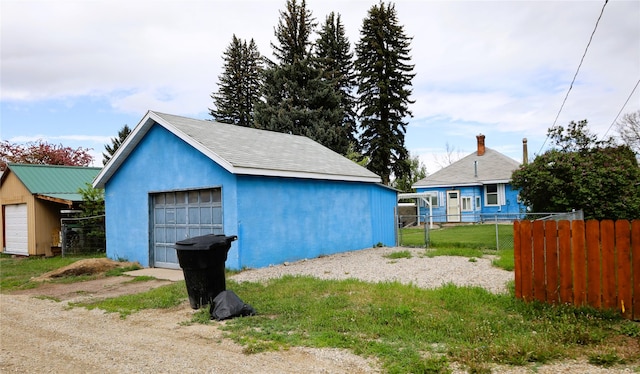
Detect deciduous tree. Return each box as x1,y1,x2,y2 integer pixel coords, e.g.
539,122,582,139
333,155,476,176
511,120,640,220
615,109,640,155
392,153,427,192
1,140,93,170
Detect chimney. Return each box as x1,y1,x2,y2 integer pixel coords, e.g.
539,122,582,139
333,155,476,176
476,134,486,156
522,138,528,165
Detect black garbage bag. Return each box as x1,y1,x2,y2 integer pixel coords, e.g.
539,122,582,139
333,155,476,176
210,290,256,321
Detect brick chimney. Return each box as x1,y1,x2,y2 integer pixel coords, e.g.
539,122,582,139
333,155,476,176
522,138,528,165
476,134,486,156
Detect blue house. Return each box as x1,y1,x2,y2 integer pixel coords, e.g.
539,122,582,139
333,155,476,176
93,111,397,270
411,135,526,223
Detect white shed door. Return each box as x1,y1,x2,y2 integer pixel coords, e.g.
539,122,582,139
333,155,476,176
4,204,29,255
151,189,223,269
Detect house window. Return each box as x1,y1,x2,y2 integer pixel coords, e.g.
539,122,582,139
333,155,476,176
419,192,438,207
461,196,472,211
484,184,506,206
475,196,481,210
485,184,498,206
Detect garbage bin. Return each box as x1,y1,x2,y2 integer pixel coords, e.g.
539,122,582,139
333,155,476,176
174,234,237,309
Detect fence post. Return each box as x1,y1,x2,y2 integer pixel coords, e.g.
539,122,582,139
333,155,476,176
513,221,522,299
495,214,499,250
424,217,430,248
632,220,640,321
616,220,632,319
571,220,587,306
601,220,617,310
544,221,559,303
520,220,533,301
532,220,546,302
558,220,573,304
586,220,602,309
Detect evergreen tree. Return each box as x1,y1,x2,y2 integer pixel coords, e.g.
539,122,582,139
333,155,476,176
355,2,415,185
315,12,358,154
102,124,131,165
254,0,344,154
210,35,263,126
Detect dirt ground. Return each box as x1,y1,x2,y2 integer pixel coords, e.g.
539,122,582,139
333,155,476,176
1,258,636,373
1,259,380,374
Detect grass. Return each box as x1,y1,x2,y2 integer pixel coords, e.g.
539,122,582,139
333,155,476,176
383,250,412,259
217,277,639,373
400,224,516,272
400,223,513,250
0,253,105,292
71,281,187,318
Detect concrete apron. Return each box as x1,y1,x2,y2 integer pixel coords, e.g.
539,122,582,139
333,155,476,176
124,268,185,282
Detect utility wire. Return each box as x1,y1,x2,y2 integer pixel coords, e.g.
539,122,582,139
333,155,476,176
601,78,640,139
537,0,609,154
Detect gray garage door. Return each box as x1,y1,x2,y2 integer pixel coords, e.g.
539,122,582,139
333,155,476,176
151,188,223,269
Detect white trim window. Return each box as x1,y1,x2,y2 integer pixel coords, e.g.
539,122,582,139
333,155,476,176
428,192,438,206
417,192,438,207
475,196,481,210
461,196,472,211
484,184,506,206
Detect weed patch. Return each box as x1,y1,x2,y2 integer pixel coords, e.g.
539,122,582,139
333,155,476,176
71,281,187,318
383,250,412,260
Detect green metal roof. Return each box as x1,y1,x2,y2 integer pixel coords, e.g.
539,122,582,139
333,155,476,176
7,164,102,202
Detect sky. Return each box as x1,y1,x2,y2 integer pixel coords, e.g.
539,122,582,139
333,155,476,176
1,0,639,174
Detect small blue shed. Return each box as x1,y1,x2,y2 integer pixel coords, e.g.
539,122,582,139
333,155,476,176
93,111,397,270
411,134,526,223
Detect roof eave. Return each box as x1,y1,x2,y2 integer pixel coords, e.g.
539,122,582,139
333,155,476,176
412,179,512,189
93,111,235,188
235,166,381,183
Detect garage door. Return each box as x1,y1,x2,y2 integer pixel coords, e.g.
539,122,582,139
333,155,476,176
151,189,223,269
4,204,29,255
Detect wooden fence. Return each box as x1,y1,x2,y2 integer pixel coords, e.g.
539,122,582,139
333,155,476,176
514,220,639,320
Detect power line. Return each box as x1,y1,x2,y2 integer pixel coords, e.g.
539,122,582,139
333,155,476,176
601,78,640,139
537,0,609,154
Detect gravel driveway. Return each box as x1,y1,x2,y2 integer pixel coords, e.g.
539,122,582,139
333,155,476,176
0,246,633,373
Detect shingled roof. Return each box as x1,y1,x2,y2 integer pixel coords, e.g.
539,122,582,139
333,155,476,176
94,111,380,188
412,146,520,188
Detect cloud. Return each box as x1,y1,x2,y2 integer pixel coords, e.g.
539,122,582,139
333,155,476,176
9,135,112,145
1,0,638,159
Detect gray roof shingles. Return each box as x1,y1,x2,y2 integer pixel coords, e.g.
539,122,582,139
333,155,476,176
413,148,520,188
92,111,381,188
154,112,378,180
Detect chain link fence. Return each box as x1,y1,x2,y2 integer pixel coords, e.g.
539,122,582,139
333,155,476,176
61,215,106,256
396,211,583,250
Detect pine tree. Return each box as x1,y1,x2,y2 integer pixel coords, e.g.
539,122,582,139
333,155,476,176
102,124,131,165
254,0,344,154
355,2,415,185
210,35,263,126
314,12,357,155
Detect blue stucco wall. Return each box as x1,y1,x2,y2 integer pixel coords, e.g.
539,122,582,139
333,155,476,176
104,124,239,267
235,176,396,269
104,122,396,270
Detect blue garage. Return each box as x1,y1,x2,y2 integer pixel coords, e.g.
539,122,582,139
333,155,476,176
93,111,397,270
